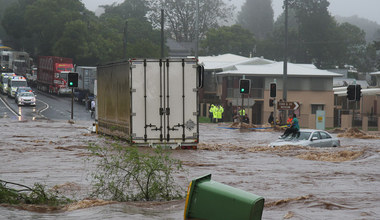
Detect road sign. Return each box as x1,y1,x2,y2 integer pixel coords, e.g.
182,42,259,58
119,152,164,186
277,101,299,110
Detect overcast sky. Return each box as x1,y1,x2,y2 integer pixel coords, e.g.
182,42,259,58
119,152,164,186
81,0,380,24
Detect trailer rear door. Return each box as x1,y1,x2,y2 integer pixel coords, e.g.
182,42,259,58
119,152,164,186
130,59,198,147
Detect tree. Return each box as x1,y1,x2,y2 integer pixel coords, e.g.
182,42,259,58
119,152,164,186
1,0,165,65
148,0,234,42
237,0,274,40
52,20,96,64
201,25,256,56
289,0,338,68
0,0,18,42
89,144,185,201
101,0,149,21
337,22,367,68
24,0,86,55
1,0,37,50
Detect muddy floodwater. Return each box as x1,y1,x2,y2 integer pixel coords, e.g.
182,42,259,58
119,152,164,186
1,119,379,219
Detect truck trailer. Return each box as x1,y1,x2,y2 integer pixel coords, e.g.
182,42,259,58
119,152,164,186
97,58,203,149
73,66,96,103
37,56,73,95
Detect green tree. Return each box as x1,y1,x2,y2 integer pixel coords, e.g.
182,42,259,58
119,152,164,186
336,22,367,69
148,0,234,42
201,25,256,56
1,0,37,50
24,0,86,55
289,0,338,68
101,0,148,21
237,0,274,40
0,0,19,42
1,0,164,65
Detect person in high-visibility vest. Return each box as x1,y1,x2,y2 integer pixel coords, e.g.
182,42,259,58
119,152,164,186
287,115,293,127
216,105,224,122
210,104,217,123
239,108,245,116
209,104,215,122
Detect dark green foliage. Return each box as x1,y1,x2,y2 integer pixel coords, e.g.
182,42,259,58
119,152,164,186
0,0,164,65
201,25,256,56
0,180,72,206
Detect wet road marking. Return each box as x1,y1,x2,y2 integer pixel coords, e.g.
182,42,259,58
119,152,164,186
0,95,19,116
36,99,49,119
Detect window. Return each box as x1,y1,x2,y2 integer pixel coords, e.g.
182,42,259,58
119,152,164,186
311,104,324,114
320,132,331,139
311,132,320,140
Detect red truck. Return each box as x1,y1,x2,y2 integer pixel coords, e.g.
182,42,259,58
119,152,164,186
37,56,74,95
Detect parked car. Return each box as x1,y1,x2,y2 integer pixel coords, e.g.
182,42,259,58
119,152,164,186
269,129,340,148
16,92,36,106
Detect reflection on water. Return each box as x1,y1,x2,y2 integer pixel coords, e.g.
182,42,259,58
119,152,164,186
17,105,38,121
18,106,22,121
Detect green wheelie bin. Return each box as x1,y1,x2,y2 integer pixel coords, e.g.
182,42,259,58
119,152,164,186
184,174,265,220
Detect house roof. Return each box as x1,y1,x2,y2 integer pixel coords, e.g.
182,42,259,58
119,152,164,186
333,78,369,88
216,60,342,77
198,54,251,70
370,71,380,75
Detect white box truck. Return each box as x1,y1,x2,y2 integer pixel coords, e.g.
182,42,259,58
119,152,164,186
97,58,203,149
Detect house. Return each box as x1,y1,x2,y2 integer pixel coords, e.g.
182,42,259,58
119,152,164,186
199,54,342,128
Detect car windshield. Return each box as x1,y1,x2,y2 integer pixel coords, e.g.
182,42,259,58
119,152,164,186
282,132,311,141
20,92,34,97
18,87,31,92
12,81,27,87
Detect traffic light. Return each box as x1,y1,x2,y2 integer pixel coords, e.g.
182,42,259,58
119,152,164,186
239,79,250,94
355,84,362,101
68,72,78,88
269,99,274,107
270,83,276,98
347,85,355,100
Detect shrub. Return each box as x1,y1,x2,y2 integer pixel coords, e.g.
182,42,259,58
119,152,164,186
88,143,185,201
0,180,72,206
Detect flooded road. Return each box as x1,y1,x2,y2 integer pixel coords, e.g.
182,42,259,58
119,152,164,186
1,119,379,219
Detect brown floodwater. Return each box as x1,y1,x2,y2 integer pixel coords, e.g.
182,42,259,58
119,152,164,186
1,119,379,219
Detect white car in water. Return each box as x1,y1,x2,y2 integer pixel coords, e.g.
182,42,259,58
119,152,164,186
16,92,36,106
269,129,340,148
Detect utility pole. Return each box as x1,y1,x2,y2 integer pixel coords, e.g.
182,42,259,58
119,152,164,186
123,21,128,59
283,0,289,124
195,0,199,60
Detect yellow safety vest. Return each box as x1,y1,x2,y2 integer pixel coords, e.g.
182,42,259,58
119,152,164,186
239,109,245,116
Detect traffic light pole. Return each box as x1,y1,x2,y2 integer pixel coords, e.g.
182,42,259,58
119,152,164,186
71,88,74,120
241,94,244,123
273,98,276,126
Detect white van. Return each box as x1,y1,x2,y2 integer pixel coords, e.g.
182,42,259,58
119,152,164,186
7,76,28,98
0,72,15,94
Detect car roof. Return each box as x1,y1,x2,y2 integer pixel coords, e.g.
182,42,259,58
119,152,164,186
299,129,327,132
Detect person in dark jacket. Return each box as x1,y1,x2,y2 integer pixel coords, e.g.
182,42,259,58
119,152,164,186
281,114,299,138
268,112,274,124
